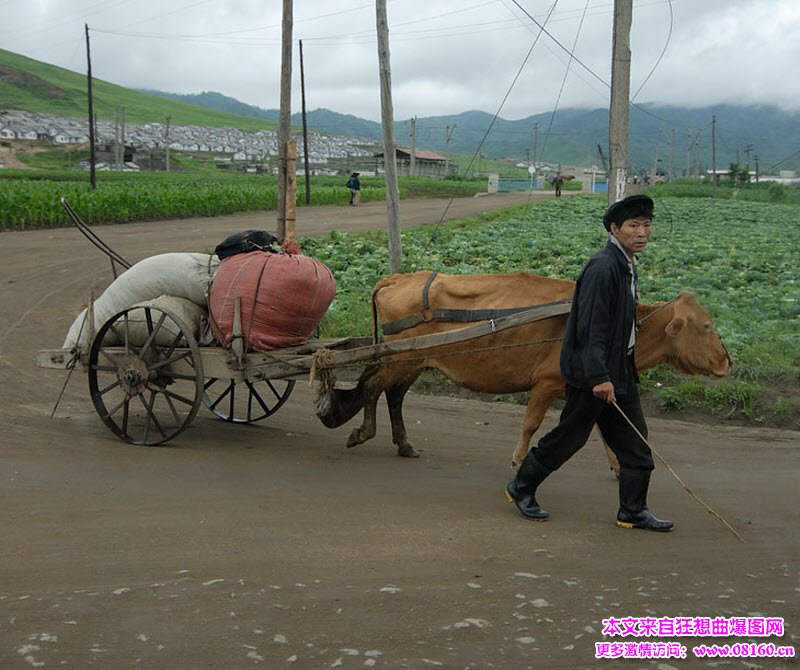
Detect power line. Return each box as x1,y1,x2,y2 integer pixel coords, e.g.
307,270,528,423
537,0,591,163
766,148,800,173
630,0,673,103
508,0,695,132
0,0,133,40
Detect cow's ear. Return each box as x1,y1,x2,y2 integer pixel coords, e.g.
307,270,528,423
665,317,686,336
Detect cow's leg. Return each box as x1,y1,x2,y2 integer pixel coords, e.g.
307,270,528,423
315,365,379,429
346,386,381,448
385,372,423,458
512,381,562,467
344,362,420,451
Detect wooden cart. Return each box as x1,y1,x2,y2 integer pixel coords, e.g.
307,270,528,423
37,297,570,445
38,200,570,446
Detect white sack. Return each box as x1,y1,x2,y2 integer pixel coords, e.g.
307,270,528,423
63,253,218,349
108,295,206,347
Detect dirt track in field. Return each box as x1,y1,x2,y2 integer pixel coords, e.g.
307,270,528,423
1,192,798,669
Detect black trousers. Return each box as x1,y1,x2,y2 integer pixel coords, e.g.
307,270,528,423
534,381,654,473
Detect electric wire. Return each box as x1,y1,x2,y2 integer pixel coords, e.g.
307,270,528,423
509,0,692,132
630,0,673,104
535,0,591,166
412,1,560,270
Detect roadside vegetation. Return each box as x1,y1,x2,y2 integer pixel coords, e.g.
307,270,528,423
0,168,495,229
3,166,797,428
301,192,799,430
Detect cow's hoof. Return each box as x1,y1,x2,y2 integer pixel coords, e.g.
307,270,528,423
397,445,421,458
346,429,365,448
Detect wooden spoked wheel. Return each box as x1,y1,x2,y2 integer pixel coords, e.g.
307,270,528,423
88,306,204,445
202,378,295,423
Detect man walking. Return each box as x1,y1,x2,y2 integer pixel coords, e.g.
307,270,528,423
506,194,673,532
346,172,361,206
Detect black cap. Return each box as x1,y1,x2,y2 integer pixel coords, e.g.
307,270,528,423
603,194,654,231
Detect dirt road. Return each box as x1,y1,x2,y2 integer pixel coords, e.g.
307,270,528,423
1,193,798,669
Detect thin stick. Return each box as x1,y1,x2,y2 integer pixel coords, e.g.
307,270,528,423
51,318,85,419
612,400,745,543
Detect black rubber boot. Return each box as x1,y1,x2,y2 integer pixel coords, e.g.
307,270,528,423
505,450,552,521
616,468,674,532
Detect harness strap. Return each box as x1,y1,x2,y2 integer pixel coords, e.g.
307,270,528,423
422,271,437,311
381,271,573,336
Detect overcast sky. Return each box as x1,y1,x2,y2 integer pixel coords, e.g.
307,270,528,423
1,0,798,122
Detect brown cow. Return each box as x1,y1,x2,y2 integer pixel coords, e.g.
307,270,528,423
315,271,731,467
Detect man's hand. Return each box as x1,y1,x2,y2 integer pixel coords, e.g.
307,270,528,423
592,381,616,403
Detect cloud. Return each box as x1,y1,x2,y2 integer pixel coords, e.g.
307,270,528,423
1,0,798,121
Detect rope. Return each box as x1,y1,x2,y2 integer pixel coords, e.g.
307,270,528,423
636,298,676,328
611,400,745,543
309,348,336,397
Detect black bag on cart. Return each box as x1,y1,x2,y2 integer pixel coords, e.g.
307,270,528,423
215,230,280,259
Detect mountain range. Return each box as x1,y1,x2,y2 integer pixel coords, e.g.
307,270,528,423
134,90,800,174
2,47,798,173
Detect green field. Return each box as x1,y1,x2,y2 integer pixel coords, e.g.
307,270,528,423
300,194,799,428
0,170,495,229
2,168,797,427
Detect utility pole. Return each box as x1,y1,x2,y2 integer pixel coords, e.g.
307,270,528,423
532,121,539,172
694,128,702,179
652,146,659,183
114,107,126,169
686,129,692,178
85,23,96,189
376,0,402,273
277,0,293,240
668,128,675,181
608,0,632,205
744,143,753,179
114,108,120,168
285,139,297,241
299,39,311,205
711,114,717,198
165,115,171,172
444,123,456,174
408,116,416,177
754,154,759,182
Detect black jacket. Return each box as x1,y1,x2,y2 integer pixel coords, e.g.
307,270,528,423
560,240,639,394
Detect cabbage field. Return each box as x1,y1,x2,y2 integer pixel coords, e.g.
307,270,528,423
302,195,800,427
2,174,796,426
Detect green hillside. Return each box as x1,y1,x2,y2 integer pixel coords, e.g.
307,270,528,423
148,91,800,174
3,47,800,173
0,48,276,132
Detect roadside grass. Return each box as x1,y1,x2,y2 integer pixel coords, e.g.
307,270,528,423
304,194,800,429
4,168,797,428
0,168,490,229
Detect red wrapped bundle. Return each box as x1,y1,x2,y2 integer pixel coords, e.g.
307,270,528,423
209,251,336,351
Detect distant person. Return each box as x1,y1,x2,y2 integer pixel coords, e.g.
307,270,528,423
553,173,564,198
346,172,361,206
